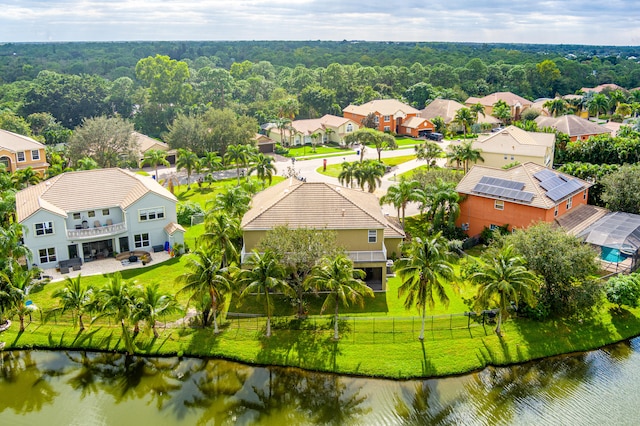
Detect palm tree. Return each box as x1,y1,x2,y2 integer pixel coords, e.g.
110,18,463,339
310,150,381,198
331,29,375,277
200,151,222,173
587,93,609,119
414,141,443,167
431,116,446,135
77,157,99,170
469,103,486,123
338,161,358,188
224,144,256,185
457,140,484,173
453,107,474,138
305,254,373,340
208,185,252,219
132,282,181,337
424,179,461,231
394,232,456,340
0,222,31,270
0,261,45,331
178,248,231,333
470,245,538,335
248,153,277,187
237,250,292,338
12,167,41,189
355,160,386,193
275,118,292,147
309,132,321,152
98,272,135,353
176,148,200,189
141,149,169,180
200,211,241,267
52,274,94,330
380,180,423,225
543,98,569,117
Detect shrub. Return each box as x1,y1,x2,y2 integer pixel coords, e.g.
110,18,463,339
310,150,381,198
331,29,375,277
605,274,640,309
177,202,204,226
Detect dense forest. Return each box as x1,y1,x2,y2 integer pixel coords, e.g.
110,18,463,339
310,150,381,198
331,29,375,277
1,40,640,141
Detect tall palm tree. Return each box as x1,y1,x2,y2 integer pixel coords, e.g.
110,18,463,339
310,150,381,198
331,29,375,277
424,179,461,231
178,248,231,333
200,151,222,173
132,282,181,337
394,232,456,340
355,160,386,193
52,274,95,330
431,116,446,135
453,107,475,138
275,118,292,147
457,140,484,173
176,148,200,189
0,261,45,331
338,161,358,188
587,93,609,119
141,149,169,180
237,250,292,338
248,153,277,187
305,254,373,340
414,141,443,167
98,272,136,353
380,179,423,225
471,245,538,335
469,103,486,124
543,98,569,117
224,144,256,185
200,211,241,267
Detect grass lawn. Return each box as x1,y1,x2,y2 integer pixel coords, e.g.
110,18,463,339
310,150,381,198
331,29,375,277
286,145,352,158
11,249,640,380
317,155,417,178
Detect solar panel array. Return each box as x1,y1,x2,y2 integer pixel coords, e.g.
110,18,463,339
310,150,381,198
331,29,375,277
533,169,584,202
473,176,534,203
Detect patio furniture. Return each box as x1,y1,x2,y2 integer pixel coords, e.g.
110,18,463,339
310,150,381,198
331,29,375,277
94,221,102,228
106,219,113,226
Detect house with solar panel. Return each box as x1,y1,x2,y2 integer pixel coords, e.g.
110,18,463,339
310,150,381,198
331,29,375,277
455,162,591,237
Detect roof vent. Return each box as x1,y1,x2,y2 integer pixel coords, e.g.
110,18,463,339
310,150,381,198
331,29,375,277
335,187,341,192
283,189,289,194
341,208,346,217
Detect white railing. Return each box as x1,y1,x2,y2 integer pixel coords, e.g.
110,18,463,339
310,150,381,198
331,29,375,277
67,222,127,239
347,250,387,263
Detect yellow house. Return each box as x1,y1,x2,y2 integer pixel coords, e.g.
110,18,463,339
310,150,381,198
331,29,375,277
267,114,360,147
465,92,533,122
447,126,555,169
0,129,49,176
240,180,405,290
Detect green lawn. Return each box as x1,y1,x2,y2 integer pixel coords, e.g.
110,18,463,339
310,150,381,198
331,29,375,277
317,155,416,178
12,250,640,380
286,145,352,158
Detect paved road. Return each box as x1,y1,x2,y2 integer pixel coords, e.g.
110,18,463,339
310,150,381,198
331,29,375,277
150,139,454,219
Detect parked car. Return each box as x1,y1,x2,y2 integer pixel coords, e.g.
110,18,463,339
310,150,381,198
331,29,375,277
427,132,444,141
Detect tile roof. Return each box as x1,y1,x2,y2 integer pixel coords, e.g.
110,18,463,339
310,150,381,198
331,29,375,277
132,132,170,153
420,99,500,125
466,92,532,107
164,221,186,235
470,125,555,157
241,179,404,238
402,116,431,129
456,162,590,210
343,99,419,116
580,83,626,93
0,129,46,152
535,115,612,138
16,168,177,222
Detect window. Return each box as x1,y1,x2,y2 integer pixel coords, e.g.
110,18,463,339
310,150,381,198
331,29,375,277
383,115,391,122
73,213,81,220
139,207,165,222
554,206,559,217
504,155,507,160
102,209,110,215
490,224,499,231
31,150,40,161
346,123,353,132
39,248,56,263
134,233,150,248
374,117,379,125
383,126,391,132
87,210,95,218
510,155,514,160
583,190,587,200
566,197,573,210
35,221,54,236
368,230,377,243
494,200,504,210
17,151,25,162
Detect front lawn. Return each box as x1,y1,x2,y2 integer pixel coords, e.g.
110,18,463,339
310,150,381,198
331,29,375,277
317,155,416,177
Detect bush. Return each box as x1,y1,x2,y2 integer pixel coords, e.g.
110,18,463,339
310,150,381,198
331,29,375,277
177,202,204,226
605,274,640,309
275,144,289,155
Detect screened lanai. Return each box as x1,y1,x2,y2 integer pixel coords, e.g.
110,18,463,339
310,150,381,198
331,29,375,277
578,212,640,272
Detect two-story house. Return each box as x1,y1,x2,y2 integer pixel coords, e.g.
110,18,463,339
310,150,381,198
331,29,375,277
240,180,405,290
465,92,533,122
0,129,49,176
456,162,591,237
16,168,184,269
343,99,434,137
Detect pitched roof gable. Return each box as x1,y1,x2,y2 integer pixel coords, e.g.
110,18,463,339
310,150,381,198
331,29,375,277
0,129,46,152
16,168,176,222
343,99,419,116
535,115,611,138
242,180,403,236
474,125,555,156
468,92,532,107
456,162,590,210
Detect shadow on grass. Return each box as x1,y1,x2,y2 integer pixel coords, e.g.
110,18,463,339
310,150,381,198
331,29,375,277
420,340,437,377
609,307,640,340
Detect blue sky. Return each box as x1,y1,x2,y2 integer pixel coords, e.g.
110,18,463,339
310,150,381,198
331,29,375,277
1,1,639,45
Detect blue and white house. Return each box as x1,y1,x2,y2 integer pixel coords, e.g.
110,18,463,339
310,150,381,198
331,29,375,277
16,168,185,269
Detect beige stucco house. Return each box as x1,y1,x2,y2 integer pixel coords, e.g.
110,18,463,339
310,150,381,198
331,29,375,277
0,129,49,176
241,179,405,290
465,92,533,122
535,115,612,141
267,114,360,147
419,99,501,128
134,131,176,165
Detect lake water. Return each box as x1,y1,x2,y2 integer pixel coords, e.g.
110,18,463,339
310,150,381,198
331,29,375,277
2,338,640,425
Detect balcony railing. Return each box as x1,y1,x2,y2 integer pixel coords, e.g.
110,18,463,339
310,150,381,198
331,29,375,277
347,250,387,263
67,222,127,240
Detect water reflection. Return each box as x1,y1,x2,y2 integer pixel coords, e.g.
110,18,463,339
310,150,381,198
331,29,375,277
1,339,640,425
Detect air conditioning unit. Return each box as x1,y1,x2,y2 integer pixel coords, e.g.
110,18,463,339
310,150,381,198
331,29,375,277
461,223,469,231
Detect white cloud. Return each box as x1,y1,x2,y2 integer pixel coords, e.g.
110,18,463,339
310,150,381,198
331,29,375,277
0,0,639,44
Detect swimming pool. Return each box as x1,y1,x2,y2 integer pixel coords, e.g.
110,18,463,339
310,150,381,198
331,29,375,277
601,247,628,263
